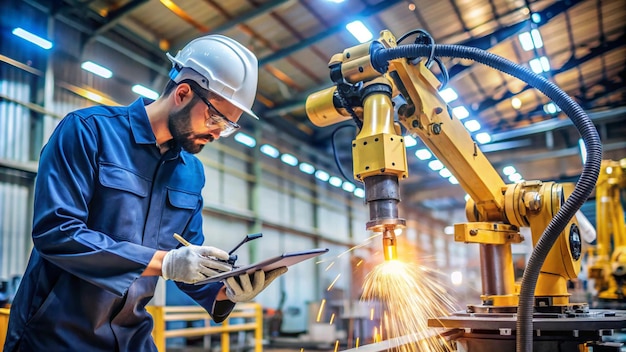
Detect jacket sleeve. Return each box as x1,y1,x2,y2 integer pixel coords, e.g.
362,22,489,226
32,114,156,297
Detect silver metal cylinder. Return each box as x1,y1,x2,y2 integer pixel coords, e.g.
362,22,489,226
364,175,405,230
479,244,515,297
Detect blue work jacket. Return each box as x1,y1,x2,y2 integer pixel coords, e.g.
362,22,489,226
4,98,235,352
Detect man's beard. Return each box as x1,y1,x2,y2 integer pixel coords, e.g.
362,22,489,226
168,99,214,154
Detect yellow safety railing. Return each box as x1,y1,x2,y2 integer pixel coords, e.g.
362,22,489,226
1,308,10,348
147,303,263,352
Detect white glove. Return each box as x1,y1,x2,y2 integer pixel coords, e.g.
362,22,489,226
225,267,288,303
162,245,232,284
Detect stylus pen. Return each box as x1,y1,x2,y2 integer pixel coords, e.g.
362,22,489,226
173,233,191,247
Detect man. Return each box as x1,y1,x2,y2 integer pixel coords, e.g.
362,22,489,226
4,34,286,351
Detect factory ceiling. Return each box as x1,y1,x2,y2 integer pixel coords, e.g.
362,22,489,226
14,0,626,212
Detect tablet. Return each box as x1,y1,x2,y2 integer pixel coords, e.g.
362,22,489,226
195,248,329,284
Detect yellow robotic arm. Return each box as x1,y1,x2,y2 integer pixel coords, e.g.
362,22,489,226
306,30,583,311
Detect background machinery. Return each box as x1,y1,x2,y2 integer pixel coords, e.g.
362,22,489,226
588,159,626,308
306,29,625,351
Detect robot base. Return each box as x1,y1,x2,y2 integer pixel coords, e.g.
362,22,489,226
428,309,626,352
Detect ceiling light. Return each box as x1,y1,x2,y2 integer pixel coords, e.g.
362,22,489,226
428,160,444,171
439,168,452,178
508,172,523,182
12,27,53,49
502,165,516,176
475,132,491,144
280,153,298,166
518,32,535,51
329,176,343,187
315,170,330,181
438,87,458,103
578,138,587,165
449,176,459,184
531,13,542,23
531,29,544,49
81,61,113,79
234,132,256,147
354,188,365,198
346,20,373,43
464,194,471,202
299,162,315,174
529,56,550,74
543,102,559,114
463,119,481,132
511,97,522,110
404,135,417,147
132,84,159,100
342,182,356,192
452,106,470,120
260,144,280,158
85,91,103,103
415,148,432,160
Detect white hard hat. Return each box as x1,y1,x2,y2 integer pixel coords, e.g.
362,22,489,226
167,35,259,119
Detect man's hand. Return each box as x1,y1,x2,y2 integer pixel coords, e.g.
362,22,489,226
225,267,288,303
162,245,232,284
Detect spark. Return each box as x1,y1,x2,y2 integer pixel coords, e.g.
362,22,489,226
325,261,335,271
316,299,326,322
334,340,340,352
362,260,456,351
327,273,341,291
356,337,360,348
330,313,336,325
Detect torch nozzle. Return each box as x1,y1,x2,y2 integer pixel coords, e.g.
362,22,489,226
382,229,398,261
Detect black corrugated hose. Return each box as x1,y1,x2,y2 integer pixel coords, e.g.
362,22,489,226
371,44,602,352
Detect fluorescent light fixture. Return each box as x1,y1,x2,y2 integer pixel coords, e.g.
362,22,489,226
404,135,417,147
464,194,471,202
354,188,365,198
449,176,459,184
543,102,558,114
315,170,330,181
518,29,543,51
12,27,53,50
132,84,159,100
342,182,356,192
439,168,452,178
531,29,544,49
475,132,492,144
346,20,373,43
452,106,470,120
578,138,587,165
299,162,315,174
529,58,543,73
511,97,522,110
508,172,523,182
233,132,256,147
428,160,444,171
463,119,481,132
415,148,432,160
502,165,516,176
529,56,550,73
280,153,298,166
260,144,280,158
81,61,113,79
329,176,343,187
438,87,458,103
518,32,535,51
444,226,455,235
327,0,345,2
532,13,542,23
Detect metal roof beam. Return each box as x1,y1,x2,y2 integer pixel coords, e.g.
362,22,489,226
258,0,404,66
88,0,150,39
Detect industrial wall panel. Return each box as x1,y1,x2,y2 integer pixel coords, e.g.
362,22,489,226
0,182,31,279
201,214,248,256
221,153,249,210
0,72,31,162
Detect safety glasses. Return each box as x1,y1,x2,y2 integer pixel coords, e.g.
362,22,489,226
190,86,240,137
